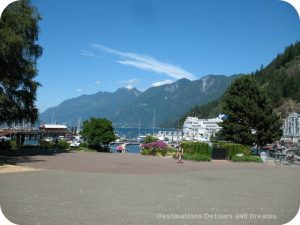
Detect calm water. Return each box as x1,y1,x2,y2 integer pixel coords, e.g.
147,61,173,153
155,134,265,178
23,127,177,154
111,127,176,154
114,127,176,139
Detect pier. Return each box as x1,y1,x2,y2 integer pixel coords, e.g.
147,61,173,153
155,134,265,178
0,126,74,145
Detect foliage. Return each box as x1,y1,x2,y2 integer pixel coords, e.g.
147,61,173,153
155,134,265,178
140,141,175,157
220,76,282,146
0,0,42,124
80,118,116,150
56,140,70,150
10,140,18,150
231,155,263,163
184,154,211,161
220,143,250,160
39,140,54,149
178,42,300,129
143,135,158,144
182,142,212,161
0,141,11,150
141,141,167,150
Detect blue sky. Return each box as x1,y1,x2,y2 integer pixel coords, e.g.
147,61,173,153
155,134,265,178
31,0,300,112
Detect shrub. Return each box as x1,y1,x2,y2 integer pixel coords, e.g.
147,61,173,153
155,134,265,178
0,141,11,150
39,140,54,149
220,143,250,159
10,140,17,150
143,135,158,144
184,154,211,161
231,155,263,163
79,143,88,148
141,148,150,155
142,141,167,150
56,140,70,150
182,142,212,161
141,142,178,157
141,141,168,156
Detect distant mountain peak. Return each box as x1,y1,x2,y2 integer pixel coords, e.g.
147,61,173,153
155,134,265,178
116,87,139,92
40,75,235,126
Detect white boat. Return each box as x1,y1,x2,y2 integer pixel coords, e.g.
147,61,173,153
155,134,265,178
70,141,80,147
0,136,11,141
137,135,146,142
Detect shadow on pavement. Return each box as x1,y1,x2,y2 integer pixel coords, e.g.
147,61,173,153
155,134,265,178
0,156,45,166
0,148,71,166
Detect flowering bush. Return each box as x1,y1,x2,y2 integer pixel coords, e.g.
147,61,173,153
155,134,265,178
141,141,168,156
141,141,167,150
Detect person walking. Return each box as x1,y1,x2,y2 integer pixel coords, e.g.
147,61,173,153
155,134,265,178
177,142,183,163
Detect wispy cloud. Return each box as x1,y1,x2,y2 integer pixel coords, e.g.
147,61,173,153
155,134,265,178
81,50,103,59
120,78,139,84
90,44,197,80
152,79,174,87
76,89,83,92
119,78,139,88
126,84,134,89
95,80,101,85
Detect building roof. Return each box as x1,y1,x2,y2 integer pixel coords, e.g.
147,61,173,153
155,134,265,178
41,124,68,129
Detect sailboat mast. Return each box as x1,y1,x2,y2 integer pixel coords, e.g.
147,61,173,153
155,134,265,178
138,118,141,135
153,108,155,135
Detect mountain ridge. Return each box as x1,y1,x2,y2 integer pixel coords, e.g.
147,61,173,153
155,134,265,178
175,41,300,127
39,75,236,127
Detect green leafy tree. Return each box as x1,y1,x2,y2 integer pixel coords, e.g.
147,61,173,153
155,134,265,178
143,135,157,144
80,118,116,150
0,0,42,124
220,76,282,147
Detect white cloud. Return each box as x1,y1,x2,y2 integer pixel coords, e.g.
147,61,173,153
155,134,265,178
119,78,139,88
126,84,134,89
152,79,174,87
76,89,83,92
95,80,101,85
90,44,197,80
123,78,139,85
81,50,103,59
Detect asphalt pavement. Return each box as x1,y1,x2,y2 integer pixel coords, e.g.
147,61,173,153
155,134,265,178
0,152,299,225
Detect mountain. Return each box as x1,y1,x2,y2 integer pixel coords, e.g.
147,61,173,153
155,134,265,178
114,75,236,127
40,87,142,124
177,41,300,126
39,75,236,127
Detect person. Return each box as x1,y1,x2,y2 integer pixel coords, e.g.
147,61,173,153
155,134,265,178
175,144,180,159
272,142,278,151
116,145,122,153
177,142,184,163
122,143,126,154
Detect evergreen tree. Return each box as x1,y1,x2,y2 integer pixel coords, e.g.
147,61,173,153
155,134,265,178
220,76,282,147
0,0,42,124
80,118,116,150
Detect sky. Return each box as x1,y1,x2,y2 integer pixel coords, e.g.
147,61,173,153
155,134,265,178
28,0,300,112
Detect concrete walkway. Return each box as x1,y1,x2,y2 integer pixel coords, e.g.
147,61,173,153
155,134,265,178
0,152,299,225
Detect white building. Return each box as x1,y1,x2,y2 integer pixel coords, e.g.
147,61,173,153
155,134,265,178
283,112,300,142
156,131,183,143
182,115,224,142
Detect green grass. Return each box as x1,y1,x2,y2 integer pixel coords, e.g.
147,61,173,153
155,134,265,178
183,153,211,161
231,155,263,163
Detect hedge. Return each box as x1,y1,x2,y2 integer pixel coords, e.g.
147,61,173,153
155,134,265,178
231,155,263,163
182,142,211,161
220,143,250,159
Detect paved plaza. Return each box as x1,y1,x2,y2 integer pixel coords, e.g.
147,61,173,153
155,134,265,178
0,152,299,225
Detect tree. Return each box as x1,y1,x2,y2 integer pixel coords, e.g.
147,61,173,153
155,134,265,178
0,0,42,124
80,118,116,150
220,76,282,148
143,135,157,144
